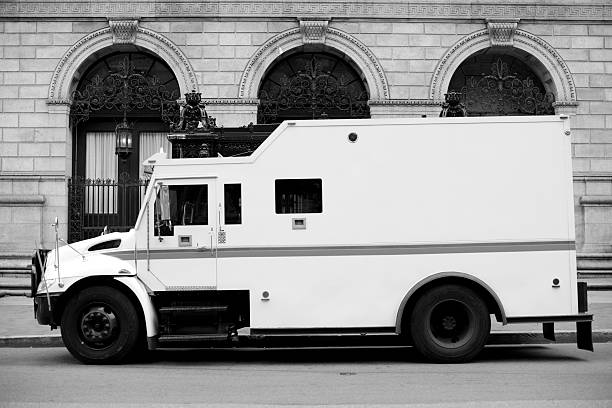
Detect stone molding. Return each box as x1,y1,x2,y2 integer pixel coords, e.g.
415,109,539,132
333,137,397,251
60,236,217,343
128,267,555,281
573,173,612,183
486,18,519,47
238,27,389,100
0,195,45,207
429,28,577,103
48,25,198,104
369,99,442,106
579,196,612,206
1,2,610,20
369,99,443,118
203,98,259,105
108,18,139,44
0,173,66,181
299,18,330,44
553,101,579,115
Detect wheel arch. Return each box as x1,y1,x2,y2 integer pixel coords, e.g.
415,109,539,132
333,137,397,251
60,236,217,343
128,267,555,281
395,272,506,335
54,276,152,341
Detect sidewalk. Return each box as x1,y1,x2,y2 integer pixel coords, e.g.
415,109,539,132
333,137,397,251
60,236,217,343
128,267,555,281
1,289,611,348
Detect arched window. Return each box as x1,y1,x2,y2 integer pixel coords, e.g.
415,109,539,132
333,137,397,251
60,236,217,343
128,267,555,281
68,51,180,241
257,51,370,124
448,51,555,116
71,51,179,181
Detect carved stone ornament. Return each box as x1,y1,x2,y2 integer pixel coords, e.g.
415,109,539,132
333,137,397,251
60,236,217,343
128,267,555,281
299,18,330,44
171,90,217,133
108,18,139,44
487,19,519,47
440,91,467,117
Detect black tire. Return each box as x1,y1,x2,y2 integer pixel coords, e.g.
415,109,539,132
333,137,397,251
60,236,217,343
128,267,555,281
61,286,140,364
410,284,490,363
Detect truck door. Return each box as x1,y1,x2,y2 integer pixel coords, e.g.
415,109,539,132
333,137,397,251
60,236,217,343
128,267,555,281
148,178,218,290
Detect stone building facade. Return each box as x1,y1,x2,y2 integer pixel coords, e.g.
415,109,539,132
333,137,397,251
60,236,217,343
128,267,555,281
0,1,611,273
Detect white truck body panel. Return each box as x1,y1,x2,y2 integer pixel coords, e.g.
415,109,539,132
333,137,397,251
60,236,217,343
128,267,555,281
129,116,575,329
39,116,578,336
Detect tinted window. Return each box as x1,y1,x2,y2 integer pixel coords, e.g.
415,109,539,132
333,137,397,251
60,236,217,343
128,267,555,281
275,179,322,214
155,184,208,236
224,184,242,224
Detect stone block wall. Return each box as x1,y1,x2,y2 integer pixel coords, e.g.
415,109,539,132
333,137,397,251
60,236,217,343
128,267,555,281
0,21,73,251
0,7,611,266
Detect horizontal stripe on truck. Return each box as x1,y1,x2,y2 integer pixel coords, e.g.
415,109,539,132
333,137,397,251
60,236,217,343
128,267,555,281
108,240,576,261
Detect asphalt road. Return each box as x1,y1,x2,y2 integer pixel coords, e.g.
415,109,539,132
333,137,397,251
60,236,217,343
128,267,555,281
1,344,611,408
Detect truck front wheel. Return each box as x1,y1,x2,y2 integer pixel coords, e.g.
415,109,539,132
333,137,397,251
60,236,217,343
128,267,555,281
410,284,490,363
61,286,140,364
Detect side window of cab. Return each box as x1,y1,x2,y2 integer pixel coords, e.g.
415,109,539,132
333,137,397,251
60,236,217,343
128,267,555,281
154,184,209,236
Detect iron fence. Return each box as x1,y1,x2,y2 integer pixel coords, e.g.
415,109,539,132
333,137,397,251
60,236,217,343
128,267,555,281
68,174,149,243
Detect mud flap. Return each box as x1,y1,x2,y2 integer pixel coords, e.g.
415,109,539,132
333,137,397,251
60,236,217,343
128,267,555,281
577,281,593,351
543,322,555,341
577,321,593,351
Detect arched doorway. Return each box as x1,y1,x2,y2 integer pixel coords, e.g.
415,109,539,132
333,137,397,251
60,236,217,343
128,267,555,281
257,51,370,124
447,50,555,116
69,50,180,241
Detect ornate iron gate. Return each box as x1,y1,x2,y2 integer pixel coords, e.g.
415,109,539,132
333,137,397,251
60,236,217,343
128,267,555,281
68,174,149,243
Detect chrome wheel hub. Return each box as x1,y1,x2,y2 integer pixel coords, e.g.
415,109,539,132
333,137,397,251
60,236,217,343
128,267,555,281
80,306,118,346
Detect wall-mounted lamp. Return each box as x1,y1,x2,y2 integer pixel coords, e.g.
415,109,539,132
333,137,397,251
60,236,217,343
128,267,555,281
115,114,133,159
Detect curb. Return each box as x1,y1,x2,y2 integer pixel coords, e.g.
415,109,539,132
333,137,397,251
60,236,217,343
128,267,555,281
0,331,611,348
0,335,63,347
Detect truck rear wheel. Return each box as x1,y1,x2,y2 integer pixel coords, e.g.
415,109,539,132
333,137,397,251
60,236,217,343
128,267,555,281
61,286,140,364
410,284,490,363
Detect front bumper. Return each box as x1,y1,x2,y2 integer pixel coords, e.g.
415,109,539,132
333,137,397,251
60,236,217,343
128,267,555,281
34,294,60,327
31,249,50,298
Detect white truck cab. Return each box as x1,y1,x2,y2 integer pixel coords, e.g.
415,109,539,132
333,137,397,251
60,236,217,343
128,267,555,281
33,116,592,364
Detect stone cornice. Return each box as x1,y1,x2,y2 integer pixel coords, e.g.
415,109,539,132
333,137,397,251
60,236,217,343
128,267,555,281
203,98,259,105
1,2,610,20
0,194,45,207
369,99,443,106
573,173,612,182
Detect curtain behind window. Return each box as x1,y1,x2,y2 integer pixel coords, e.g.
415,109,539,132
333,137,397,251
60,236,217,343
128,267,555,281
85,132,117,214
139,132,170,180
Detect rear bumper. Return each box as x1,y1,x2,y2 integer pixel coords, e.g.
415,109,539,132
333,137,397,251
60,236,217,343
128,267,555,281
505,282,593,351
505,313,592,324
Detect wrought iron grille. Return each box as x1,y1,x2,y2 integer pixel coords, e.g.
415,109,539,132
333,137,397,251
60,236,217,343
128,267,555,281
258,53,370,124
68,52,180,242
70,53,180,125
68,173,149,243
450,56,555,116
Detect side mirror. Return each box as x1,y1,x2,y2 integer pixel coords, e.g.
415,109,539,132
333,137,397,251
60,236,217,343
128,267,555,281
159,185,171,221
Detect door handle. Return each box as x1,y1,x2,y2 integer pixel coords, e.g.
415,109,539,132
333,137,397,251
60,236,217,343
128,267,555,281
210,230,214,255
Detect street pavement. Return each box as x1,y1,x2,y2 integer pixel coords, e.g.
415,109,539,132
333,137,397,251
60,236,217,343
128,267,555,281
0,344,611,406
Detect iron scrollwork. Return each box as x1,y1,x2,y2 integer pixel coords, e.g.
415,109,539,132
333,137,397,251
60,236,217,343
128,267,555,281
70,55,180,125
459,58,555,116
258,54,370,124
